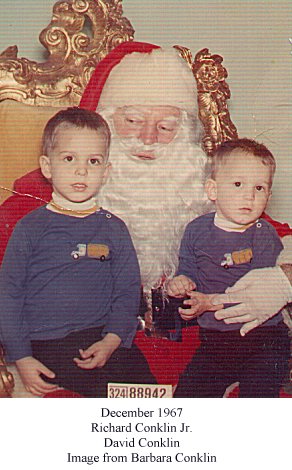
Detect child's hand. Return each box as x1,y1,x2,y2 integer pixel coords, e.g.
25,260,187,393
179,292,224,321
74,333,121,369
16,356,58,396
166,275,196,298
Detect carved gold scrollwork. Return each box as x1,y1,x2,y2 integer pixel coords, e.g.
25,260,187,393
0,346,14,398
175,45,238,156
0,0,135,106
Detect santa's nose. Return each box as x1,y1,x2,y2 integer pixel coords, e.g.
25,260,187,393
139,122,158,145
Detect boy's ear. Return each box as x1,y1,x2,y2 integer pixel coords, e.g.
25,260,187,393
205,178,217,201
39,155,52,180
102,162,111,185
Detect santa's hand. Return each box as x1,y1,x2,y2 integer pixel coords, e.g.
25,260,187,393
166,275,196,298
179,292,223,321
213,267,292,336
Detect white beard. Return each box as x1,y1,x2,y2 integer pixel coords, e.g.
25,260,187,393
98,110,211,294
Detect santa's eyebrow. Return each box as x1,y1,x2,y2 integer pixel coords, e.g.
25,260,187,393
160,116,181,123
122,108,181,124
123,107,145,117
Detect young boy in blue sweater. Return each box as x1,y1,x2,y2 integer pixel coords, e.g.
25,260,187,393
0,107,153,397
167,138,290,397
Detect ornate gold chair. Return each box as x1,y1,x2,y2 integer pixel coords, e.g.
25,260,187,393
0,0,237,397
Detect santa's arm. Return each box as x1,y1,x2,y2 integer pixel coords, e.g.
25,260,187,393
280,263,292,285
214,229,292,335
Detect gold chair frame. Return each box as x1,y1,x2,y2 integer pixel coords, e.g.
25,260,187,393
0,0,238,397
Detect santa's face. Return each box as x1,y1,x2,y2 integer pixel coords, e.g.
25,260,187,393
112,105,181,160
98,106,209,292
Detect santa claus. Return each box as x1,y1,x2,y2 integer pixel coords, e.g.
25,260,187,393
81,42,208,299
80,41,292,333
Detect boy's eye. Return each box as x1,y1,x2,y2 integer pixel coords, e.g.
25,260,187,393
234,181,241,187
64,155,74,162
89,158,102,165
256,185,264,191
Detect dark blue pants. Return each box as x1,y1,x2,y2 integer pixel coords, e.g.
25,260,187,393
174,323,290,398
32,326,155,397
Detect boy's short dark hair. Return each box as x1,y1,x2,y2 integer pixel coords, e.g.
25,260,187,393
210,138,276,184
42,107,111,159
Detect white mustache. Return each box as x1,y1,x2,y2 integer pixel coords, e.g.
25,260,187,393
119,137,167,156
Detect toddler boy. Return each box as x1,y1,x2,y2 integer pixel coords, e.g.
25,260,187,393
0,107,153,397
167,138,290,397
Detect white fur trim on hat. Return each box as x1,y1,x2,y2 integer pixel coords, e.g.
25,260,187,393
98,47,197,114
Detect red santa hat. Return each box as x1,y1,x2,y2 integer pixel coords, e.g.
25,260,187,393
80,41,197,115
